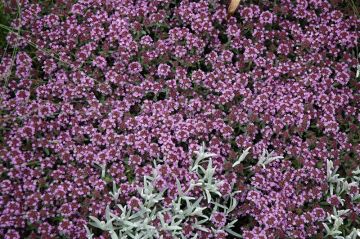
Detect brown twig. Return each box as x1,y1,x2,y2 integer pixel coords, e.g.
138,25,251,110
227,0,241,19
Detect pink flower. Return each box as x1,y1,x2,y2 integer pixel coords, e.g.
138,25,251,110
128,62,142,74
92,56,107,70
211,212,226,228
157,63,171,77
259,11,274,24
128,197,142,211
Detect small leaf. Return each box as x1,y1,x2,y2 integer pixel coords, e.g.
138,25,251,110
106,205,111,221
232,147,250,167
227,219,238,228
109,230,119,239
211,201,228,210
84,225,94,239
167,225,182,231
89,216,105,229
225,227,242,238
228,197,237,213
176,178,184,196
323,223,331,234
205,189,212,204
193,224,209,232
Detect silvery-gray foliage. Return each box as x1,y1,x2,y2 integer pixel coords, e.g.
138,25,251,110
86,143,247,239
324,160,360,238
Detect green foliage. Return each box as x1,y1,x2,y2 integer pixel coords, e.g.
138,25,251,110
0,3,13,49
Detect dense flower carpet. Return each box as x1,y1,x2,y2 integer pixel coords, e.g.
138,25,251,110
0,0,359,238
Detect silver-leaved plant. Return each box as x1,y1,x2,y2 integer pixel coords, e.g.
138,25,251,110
86,143,249,239
324,160,360,238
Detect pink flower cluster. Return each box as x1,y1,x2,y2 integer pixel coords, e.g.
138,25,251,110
240,161,328,238
0,0,358,238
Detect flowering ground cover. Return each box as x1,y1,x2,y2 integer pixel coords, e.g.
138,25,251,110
0,0,359,238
